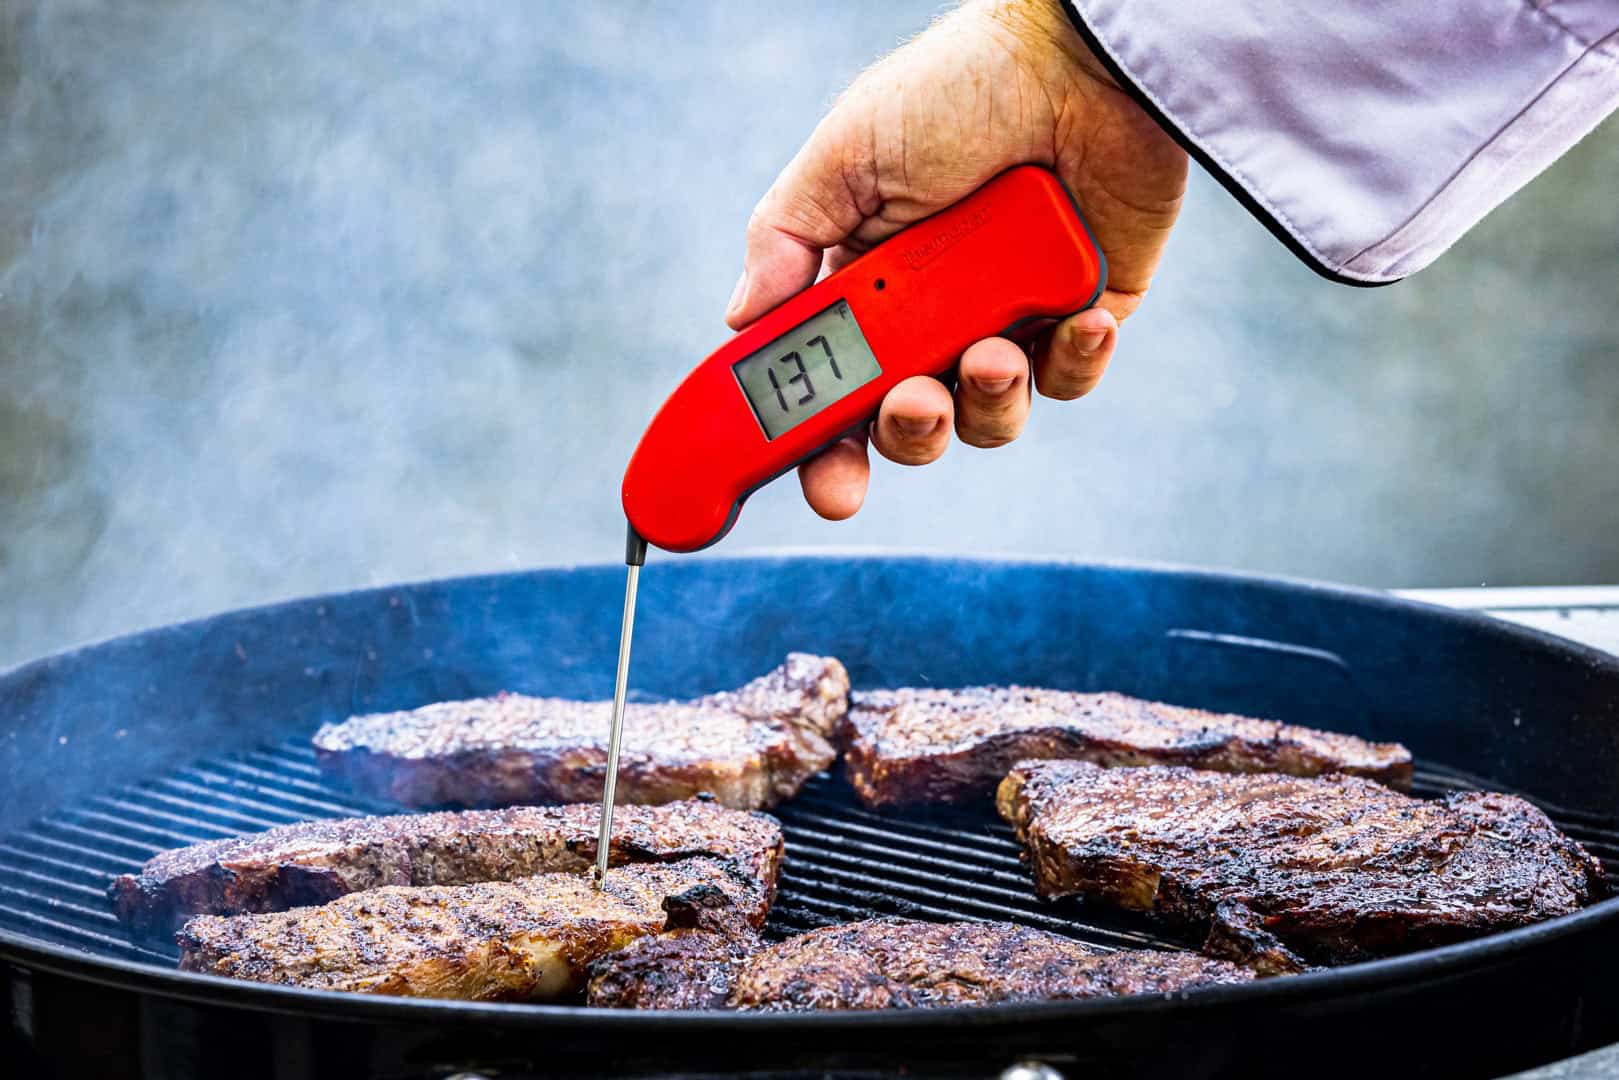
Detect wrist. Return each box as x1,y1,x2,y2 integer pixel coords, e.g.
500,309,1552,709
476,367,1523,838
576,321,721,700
970,0,1116,90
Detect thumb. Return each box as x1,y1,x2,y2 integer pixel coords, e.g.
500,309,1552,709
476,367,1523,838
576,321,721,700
725,107,874,329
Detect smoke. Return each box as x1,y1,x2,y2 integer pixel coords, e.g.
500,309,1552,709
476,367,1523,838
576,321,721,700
2,0,1618,668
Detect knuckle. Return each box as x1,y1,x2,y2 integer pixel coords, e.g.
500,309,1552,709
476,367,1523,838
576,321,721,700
964,394,1021,422
1043,385,1090,402
880,433,944,466
872,433,910,462
1035,374,1090,401
961,429,1015,449
955,406,1024,448
744,196,775,233
1035,349,1106,401
957,409,1021,442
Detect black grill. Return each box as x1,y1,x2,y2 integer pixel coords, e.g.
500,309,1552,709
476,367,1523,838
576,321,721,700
3,738,1615,967
7,558,1619,1078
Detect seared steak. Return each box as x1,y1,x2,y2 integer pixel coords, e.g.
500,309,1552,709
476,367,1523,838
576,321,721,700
178,857,766,1000
314,653,849,810
587,930,757,1010
587,918,1254,1010
110,799,782,937
998,759,1606,971
843,686,1412,808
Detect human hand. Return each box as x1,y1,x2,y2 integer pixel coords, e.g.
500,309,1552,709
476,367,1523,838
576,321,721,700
726,0,1188,519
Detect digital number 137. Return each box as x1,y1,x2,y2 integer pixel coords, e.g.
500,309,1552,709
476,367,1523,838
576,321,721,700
766,335,841,412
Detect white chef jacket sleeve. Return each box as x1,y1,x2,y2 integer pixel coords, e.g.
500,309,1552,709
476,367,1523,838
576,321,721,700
1061,1,1619,284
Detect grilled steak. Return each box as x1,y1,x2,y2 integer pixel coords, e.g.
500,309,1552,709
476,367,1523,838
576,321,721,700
109,799,782,938
843,686,1412,808
178,857,767,1000
588,930,757,1010
314,653,849,810
587,918,1254,1010
998,759,1607,971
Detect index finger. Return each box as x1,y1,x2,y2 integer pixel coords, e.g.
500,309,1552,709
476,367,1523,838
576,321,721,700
726,109,877,329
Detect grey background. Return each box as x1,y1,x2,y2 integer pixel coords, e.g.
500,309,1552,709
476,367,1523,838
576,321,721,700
2,0,1617,668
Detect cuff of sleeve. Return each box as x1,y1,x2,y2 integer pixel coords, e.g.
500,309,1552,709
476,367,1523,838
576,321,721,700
1061,0,1619,285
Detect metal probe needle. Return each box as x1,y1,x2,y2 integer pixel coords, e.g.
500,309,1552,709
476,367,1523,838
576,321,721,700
593,526,647,890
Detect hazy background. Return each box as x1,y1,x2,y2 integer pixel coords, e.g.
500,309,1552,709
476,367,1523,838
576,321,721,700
2,1,1617,668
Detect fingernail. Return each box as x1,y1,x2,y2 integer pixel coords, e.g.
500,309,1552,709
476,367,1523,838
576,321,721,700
1073,329,1107,353
726,268,749,316
970,375,1017,395
892,415,938,439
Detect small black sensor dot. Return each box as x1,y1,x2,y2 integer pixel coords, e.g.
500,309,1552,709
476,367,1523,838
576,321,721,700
874,278,886,291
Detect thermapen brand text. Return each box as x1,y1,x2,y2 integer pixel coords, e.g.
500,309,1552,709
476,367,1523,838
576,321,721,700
901,206,991,271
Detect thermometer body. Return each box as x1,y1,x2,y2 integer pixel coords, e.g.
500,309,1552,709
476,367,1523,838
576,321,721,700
621,165,1105,554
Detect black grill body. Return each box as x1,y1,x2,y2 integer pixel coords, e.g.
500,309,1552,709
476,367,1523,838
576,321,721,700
3,556,1618,1079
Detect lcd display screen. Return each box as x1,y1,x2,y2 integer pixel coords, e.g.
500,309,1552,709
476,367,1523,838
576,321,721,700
731,300,881,440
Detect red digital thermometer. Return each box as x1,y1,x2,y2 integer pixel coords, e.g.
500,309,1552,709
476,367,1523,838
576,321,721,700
593,167,1105,884
621,164,1105,555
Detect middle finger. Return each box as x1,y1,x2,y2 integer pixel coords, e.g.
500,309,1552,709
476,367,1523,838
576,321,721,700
954,337,1031,448
872,375,954,465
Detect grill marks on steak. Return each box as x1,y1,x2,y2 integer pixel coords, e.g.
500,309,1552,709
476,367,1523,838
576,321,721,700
843,686,1412,808
177,857,767,1001
587,929,757,1010
313,653,849,810
586,918,1254,1010
997,759,1607,971
108,800,782,938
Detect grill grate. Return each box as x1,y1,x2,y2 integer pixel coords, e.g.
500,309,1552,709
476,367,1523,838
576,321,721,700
2,739,1616,971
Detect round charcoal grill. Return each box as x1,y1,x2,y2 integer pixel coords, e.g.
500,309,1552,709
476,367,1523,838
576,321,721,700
3,556,1618,1079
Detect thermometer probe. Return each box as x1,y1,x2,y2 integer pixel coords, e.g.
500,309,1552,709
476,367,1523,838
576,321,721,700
591,166,1104,886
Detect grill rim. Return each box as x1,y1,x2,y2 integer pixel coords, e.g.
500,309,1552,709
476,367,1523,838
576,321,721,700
4,553,1619,1033
7,549,1619,692
4,892,1616,1029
